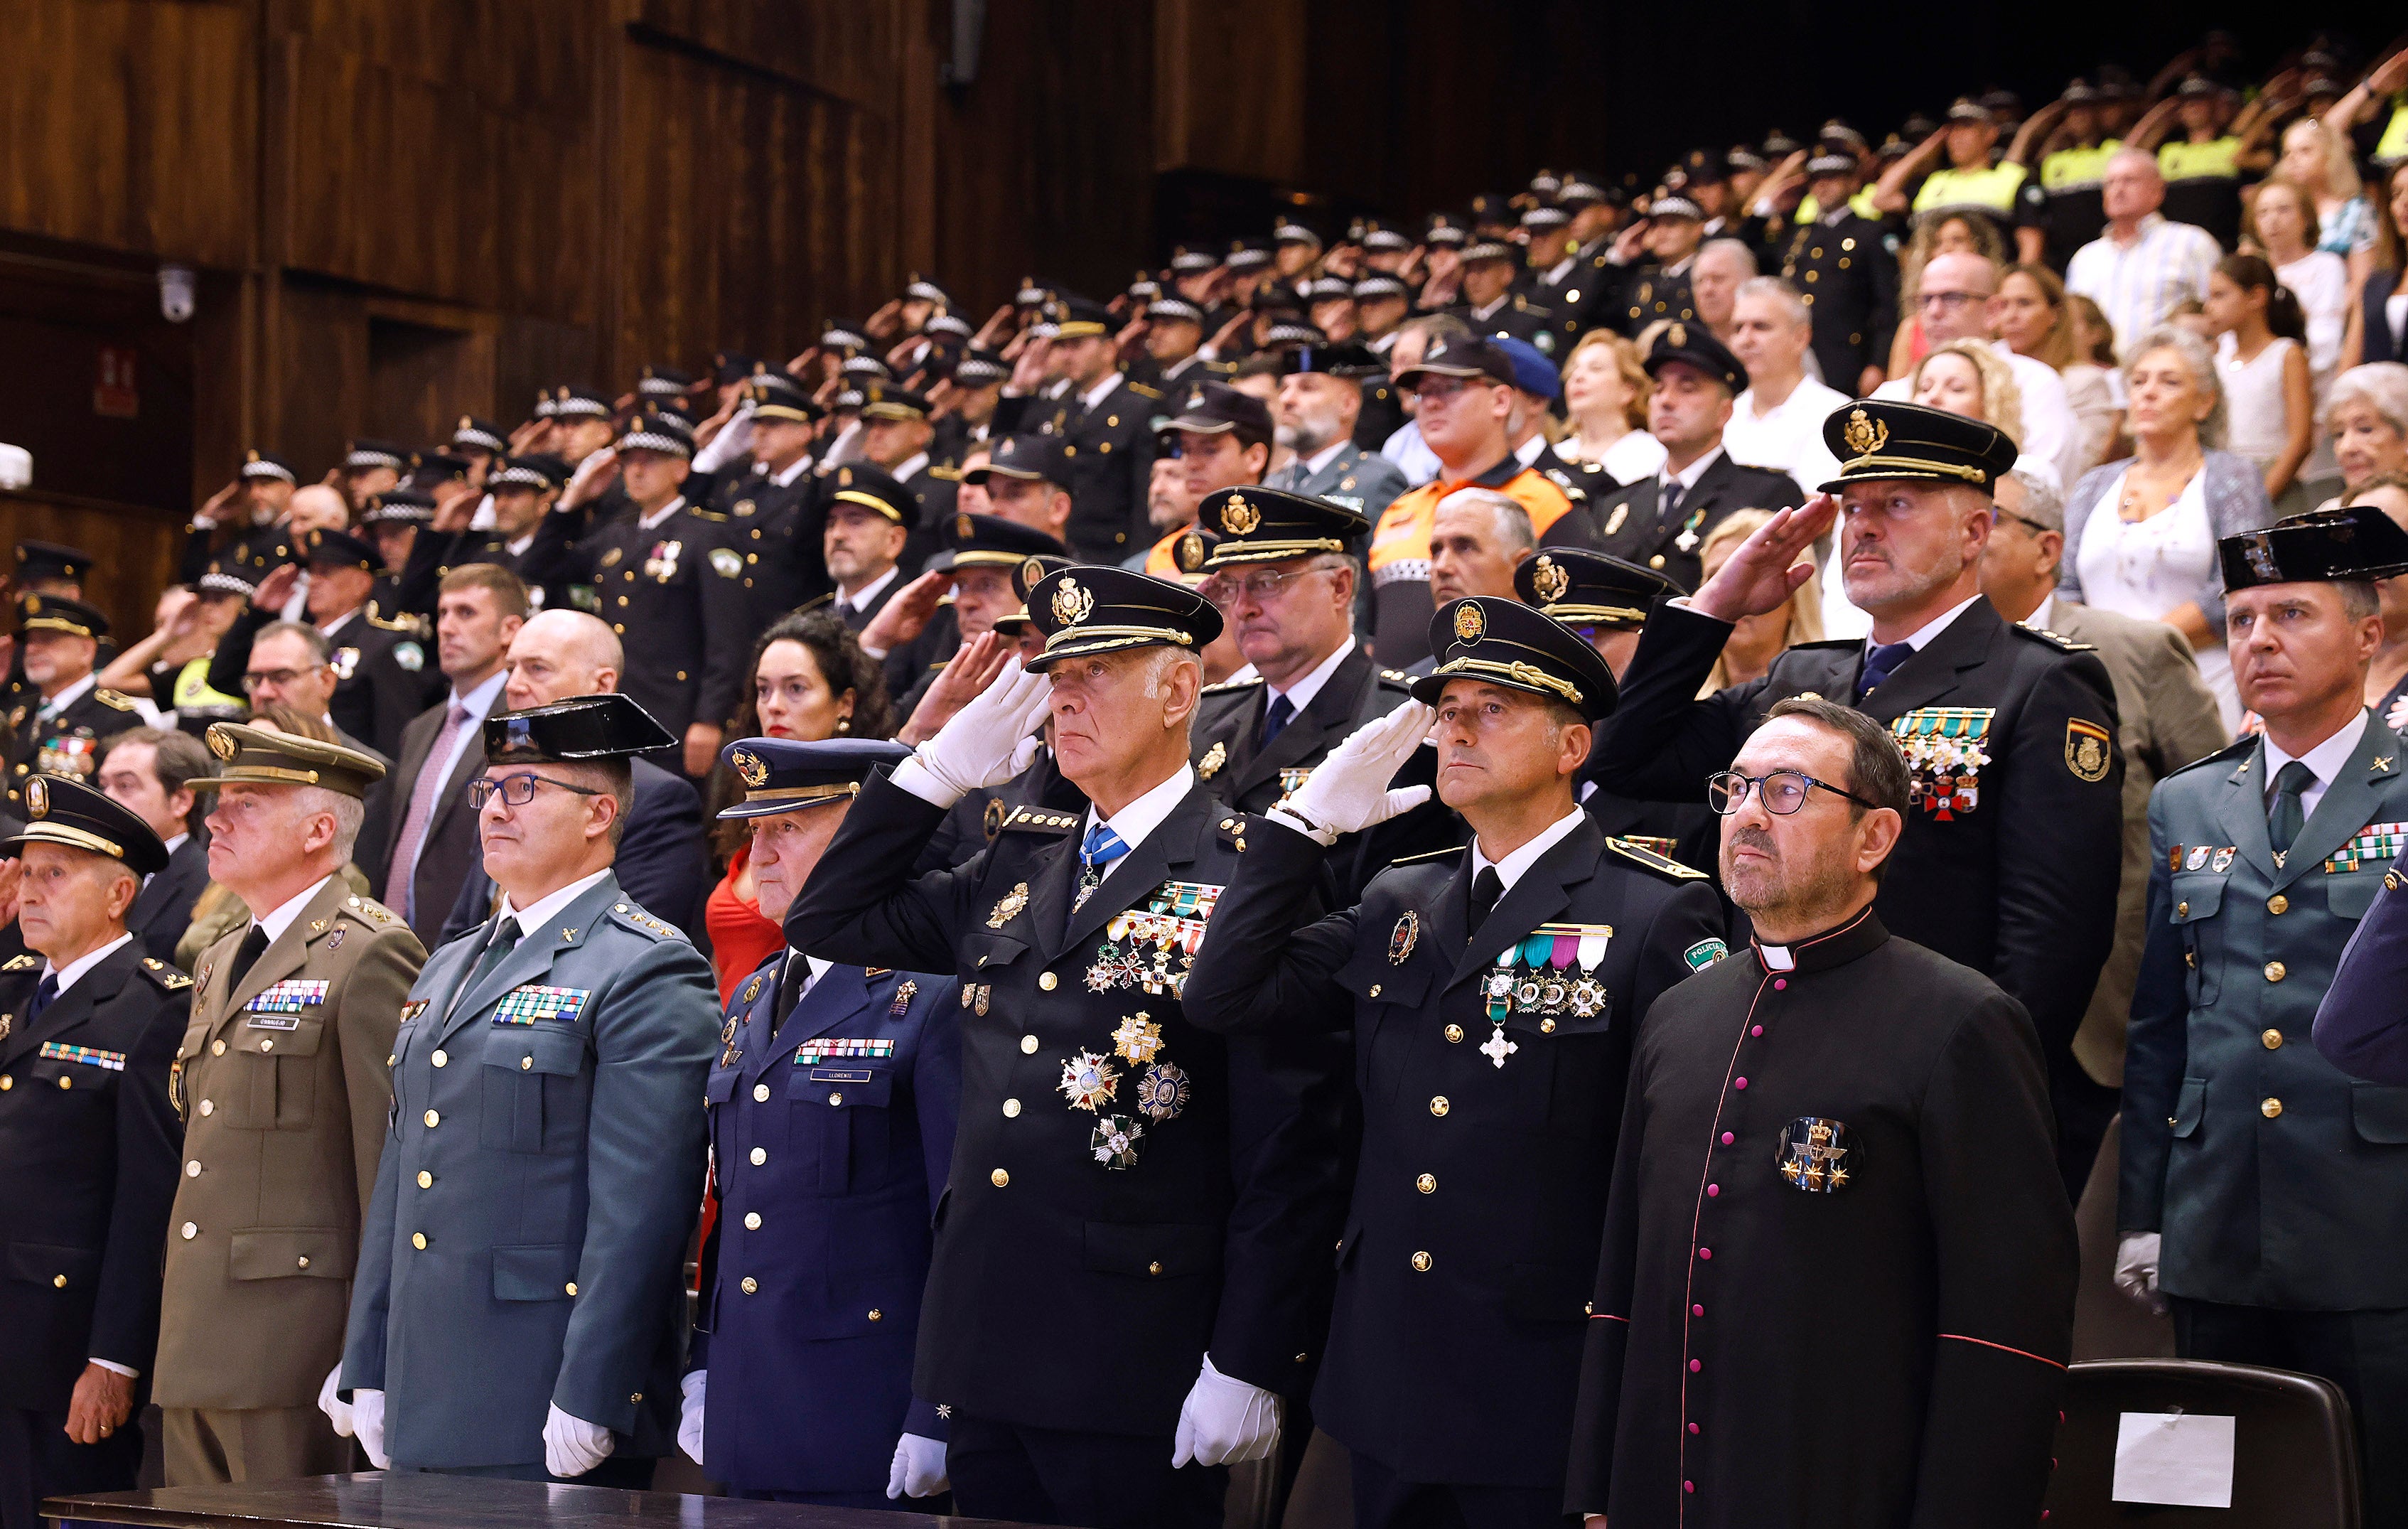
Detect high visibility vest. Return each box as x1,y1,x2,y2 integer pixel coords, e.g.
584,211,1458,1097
2041,139,2122,192
2158,136,2240,183
1913,160,2031,216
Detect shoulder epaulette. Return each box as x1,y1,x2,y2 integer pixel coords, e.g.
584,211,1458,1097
1390,844,1467,866
95,689,136,712
797,591,836,613
2011,621,2097,653
999,806,1080,835
2,953,38,971
1126,382,1163,400
364,608,421,632
2166,736,2256,780
927,465,963,481
1606,836,1709,879
607,899,690,942
138,957,194,991
1203,674,1264,693
689,509,730,523
1379,669,1416,686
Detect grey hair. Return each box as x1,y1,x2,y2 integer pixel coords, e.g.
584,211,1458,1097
2106,145,2165,184
1734,276,1810,331
2125,325,2228,449
2339,579,2382,621
1434,487,1535,554
2328,363,2408,440
1695,238,1759,277
2002,468,2066,533
298,785,367,862
254,621,332,665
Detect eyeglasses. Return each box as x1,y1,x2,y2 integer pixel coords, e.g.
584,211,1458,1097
1201,566,1334,608
240,667,321,693
1408,375,1493,403
1992,508,2054,536
468,772,608,810
1706,769,1876,816
1917,290,1989,310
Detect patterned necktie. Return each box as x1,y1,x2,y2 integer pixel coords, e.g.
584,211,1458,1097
26,973,59,1024
1259,693,1296,750
1073,824,1131,917
386,700,475,921
1856,640,1916,703
2267,760,2316,857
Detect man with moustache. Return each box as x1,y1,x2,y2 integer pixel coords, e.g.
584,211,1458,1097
807,461,913,633
1264,346,1407,520
1591,399,2124,1198
1566,697,2075,1526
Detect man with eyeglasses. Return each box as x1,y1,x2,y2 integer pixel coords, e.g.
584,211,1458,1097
1591,399,2124,1201
1136,382,1272,579
1870,250,2080,490
1565,694,2074,1527
1367,334,1575,669
1182,594,1724,1529
340,692,719,1484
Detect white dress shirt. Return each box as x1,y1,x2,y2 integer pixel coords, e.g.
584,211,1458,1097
2263,709,2369,824
1888,593,1987,652
636,496,687,534
1724,375,1848,495
838,564,901,617
38,672,97,721
1081,766,1196,883
1471,806,1588,891
254,874,339,947
497,867,613,940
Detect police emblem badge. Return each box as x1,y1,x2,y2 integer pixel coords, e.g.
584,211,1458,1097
1841,407,1888,458
2186,845,2210,871
1455,602,1485,642
2065,719,2112,783
1778,1116,1854,1191
987,882,1029,928
1219,493,1261,535
1051,576,1095,626
731,749,770,788
1389,911,1419,964
2212,847,2236,873
23,778,45,817
1530,556,1570,603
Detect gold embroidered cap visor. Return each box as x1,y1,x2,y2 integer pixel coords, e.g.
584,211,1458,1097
715,736,910,820
1411,596,1619,721
1023,567,1224,672
1,772,169,874
1817,398,2017,493
188,721,389,800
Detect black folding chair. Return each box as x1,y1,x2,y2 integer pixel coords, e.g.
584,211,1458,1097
2045,1358,2360,1528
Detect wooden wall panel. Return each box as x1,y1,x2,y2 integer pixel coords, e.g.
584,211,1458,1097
0,489,186,643
1153,0,1306,184
634,0,898,106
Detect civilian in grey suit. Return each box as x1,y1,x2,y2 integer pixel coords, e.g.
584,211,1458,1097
1984,467,2229,1359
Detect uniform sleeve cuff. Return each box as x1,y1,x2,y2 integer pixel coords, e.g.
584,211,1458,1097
89,1358,139,1378
905,1397,951,1442
891,756,964,809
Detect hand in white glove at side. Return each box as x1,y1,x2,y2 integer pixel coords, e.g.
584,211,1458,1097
542,1403,614,1481
886,1432,950,1498
352,1389,389,1469
317,1364,354,1437
1275,700,1436,841
893,658,1052,806
677,1370,706,1466
2114,1232,2166,1314
1171,1353,1282,1467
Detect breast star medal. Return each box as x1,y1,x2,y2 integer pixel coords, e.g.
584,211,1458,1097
1112,1013,1164,1064
1389,911,1419,965
1091,1115,1144,1169
988,882,1029,928
1058,1050,1119,1111
1134,1062,1190,1121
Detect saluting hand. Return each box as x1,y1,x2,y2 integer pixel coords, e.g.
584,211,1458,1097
1689,495,1837,625
1277,700,1436,839
902,656,1052,803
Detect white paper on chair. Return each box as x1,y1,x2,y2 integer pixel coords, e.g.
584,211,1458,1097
2112,1412,2236,1508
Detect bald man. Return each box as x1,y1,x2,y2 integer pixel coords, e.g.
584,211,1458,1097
434,611,710,942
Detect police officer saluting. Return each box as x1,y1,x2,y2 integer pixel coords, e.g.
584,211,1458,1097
789,567,1350,1528
681,737,961,1506
1182,596,1726,1527
340,694,721,1483
0,777,186,1529
2120,508,2408,1524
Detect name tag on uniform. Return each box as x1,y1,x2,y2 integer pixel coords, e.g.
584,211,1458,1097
244,979,328,1014
810,1068,874,1083
245,1015,301,1031
491,985,590,1025
40,1041,125,1071
795,1038,894,1064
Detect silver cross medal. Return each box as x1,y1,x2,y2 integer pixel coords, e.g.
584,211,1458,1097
1480,1024,1518,1069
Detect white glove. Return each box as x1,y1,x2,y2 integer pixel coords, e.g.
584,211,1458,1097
353,1389,389,1469
886,1432,950,1498
1171,1353,1282,1468
1276,701,1436,839
542,1403,614,1481
468,492,498,531
677,1370,706,1466
692,405,758,473
317,1364,354,1437
2114,1232,2166,1314
893,659,1053,805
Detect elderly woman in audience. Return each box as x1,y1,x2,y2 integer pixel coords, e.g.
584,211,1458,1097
2315,362,2408,513
2059,324,2274,729
702,609,895,1001
1694,508,1824,694
1554,331,1665,488
1994,263,2119,479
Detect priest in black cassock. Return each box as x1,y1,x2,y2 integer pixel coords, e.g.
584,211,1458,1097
1565,695,2075,1528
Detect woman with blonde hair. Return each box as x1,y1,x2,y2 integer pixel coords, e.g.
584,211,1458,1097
2274,115,2374,289
1994,263,2119,478
1694,510,1824,694
1555,329,1666,490
1910,338,2026,451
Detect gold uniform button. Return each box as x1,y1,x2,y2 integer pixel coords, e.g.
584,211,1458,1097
417,1171,433,1189
1429,1095,1450,1117
181,1223,197,1240
211,1040,226,1056
2262,1098,2283,1118
869,1308,883,1321
2267,895,2290,915
520,1056,533,1071
741,1277,758,1294
58,1075,70,1090
425,1110,440,1127
1004,1098,1021,1117
1147,1262,1162,1276
750,1147,768,1165
1417,1173,1436,1193
1038,972,1058,991
1649,554,1666,569
1444,1024,1464,1044
566,1282,578,1296
2176,901,2189,917
0,1077,10,1090
2263,1029,2284,1049
1021,1035,1040,1054
1540,1018,1556,1034
431,1049,447,1067
753,1083,771,1102
829,1093,844,1106
298,1256,310,1269
2264,962,2287,982
744,1212,762,1230
991,1168,1011,1188
53,1275,66,1288
1368,984,1381,999
412,1233,427,1250
1411,1251,1433,1272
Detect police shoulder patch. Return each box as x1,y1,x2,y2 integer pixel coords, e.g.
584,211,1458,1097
95,689,136,712
999,807,1080,835
1682,938,1729,971
1605,837,1707,879
2010,621,2095,653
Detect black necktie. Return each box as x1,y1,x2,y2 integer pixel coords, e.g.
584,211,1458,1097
1660,478,1684,520
26,973,59,1024
1259,694,1296,749
2268,761,2316,855
228,925,272,989
775,950,808,1026
1467,867,1505,938
450,917,521,1016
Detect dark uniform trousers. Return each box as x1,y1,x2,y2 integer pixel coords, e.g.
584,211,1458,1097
0,943,188,1529
694,954,960,1499
1181,817,1724,1527
787,773,1353,1529
2123,721,2408,1528
1595,599,2125,1198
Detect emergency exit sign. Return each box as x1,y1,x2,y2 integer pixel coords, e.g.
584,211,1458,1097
94,345,139,419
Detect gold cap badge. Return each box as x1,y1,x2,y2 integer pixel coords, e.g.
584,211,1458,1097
731,749,769,788
1220,494,1260,535
1052,575,1095,626
1532,556,1569,602
1455,602,1485,642
24,778,46,818
1842,407,1888,457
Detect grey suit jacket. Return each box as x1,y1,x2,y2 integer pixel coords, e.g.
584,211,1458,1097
1271,443,1409,519
2043,599,2230,1085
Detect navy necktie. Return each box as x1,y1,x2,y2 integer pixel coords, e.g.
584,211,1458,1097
26,974,59,1024
1856,640,1915,702
1260,694,1296,749
1467,867,1505,938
